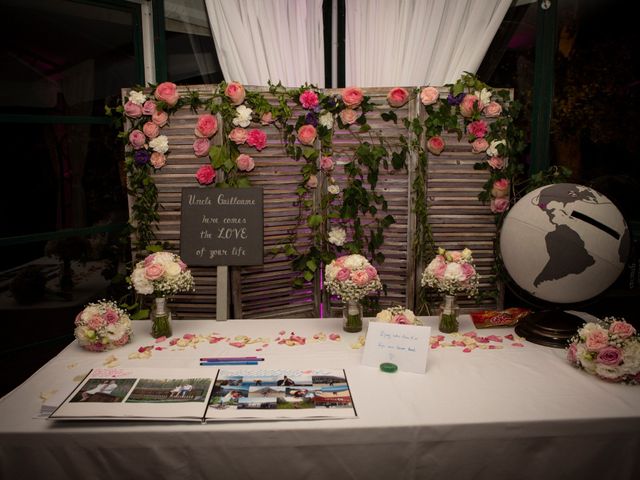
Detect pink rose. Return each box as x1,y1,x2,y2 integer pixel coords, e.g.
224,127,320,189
393,314,409,325
335,256,347,267
152,110,169,127
307,175,318,188
491,178,510,198
195,165,216,185
128,130,146,149
609,320,636,339
387,87,409,107
467,120,488,138
195,114,218,138
142,100,157,116
150,152,166,169
145,263,165,280
320,156,334,172
567,343,578,364
336,268,351,282
154,82,180,107
299,90,319,109
246,129,267,151
236,153,255,172
339,108,359,125
193,138,211,157
460,94,483,117
483,101,503,118
88,315,105,330
420,86,439,106
460,262,476,281
365,265,378,281
103,309,119,325
488,156,505,170
298,125,317,145
229,127,248,144
124,100,143,118
178,260,187,271
351,270,370,286
143,121,160,139
490,197,510,213
225,82,246,105
585,329,610,352
597,346,622,366
471,138,489,153
342,87,364,108
260,112,273,125
449,251,463,262
143,254,156,266
112,334,130,347
427,136,445,155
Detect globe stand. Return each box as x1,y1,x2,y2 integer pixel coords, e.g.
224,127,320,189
515,310,583,348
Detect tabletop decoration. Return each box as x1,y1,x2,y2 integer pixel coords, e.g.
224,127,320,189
324,254,383,333
130,251,195,338
74,300,133,352
567,318,640,385
421,247,480,333
429,331,525,352
375,306,422,325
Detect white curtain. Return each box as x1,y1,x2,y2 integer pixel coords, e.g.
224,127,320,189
204,0,325,87
345,0,512,87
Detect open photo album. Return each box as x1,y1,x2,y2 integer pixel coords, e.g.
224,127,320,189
48,367,357,422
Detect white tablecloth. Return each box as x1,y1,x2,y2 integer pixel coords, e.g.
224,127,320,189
1,316,639,480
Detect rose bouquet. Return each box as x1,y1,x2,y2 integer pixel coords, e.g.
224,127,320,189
375,306,422,326
420,247,479,297
567,318,640,385
74,300,132,352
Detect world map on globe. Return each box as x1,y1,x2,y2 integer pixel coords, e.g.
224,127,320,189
500,183,630,304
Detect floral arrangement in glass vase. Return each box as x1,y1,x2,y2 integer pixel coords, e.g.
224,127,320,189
567,318,640,385
324,254,382,333
74,300,133,352
421,247,480,333
375,306,422,326
130,251,195,338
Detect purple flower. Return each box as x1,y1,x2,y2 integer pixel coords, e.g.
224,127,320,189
134,149,151,166
447,93,465,106
305,112,318,127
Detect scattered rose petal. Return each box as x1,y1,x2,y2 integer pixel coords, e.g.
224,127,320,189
431,342,440,349
183,333,195,340
262,343,269,347
279,330,286,335
329,333,341,341
229,342,247,348
512,343,524,347
255,348,262,352
154,336,167,343
505,334,514,341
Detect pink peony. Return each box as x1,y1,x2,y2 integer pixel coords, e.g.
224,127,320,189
246,129,267,150
427,136,445,155
236,153,255,172
128,130,146,149
225,82,246,105
124,100,143,118
193,138,211,157
299,90,319,109
490,197,510,213
488,156,505,170
195,114,218,138
339,108,359,125
420,86,439,106
307,175,318,188
298,125,317,145
585,330,610,352
387,87,409,107
491,178,510,198
142,100,157,116
103,309,119,325
195,165,216,185
610,320,636,339
365,265,378,281
150,152,166,169
145,263,165,280
342,87,364,108
351,270,370,286
260,112,273,125
229,127,248,144
467,120,488,138
596,346,623,366
154,82,180,107
471,138,489,153
88,315,105,330
143,121,160,139
152,110,169,127
460,94,483,117
336,268,351,282
483,101,503,118
320,156,334,172
460,262,476,281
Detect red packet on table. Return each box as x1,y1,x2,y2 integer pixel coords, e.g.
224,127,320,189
470,308,531,328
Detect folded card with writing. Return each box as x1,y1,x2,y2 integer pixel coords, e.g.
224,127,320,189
361,322,432,374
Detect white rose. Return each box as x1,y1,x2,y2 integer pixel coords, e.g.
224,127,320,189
376,310,393,323
131,268,154,295
474,88,492,106
149,135,169,154
595,363,622,380
129,90,147,105
461,248,472,261
328,184,340,195
232,105,253,127
328,227,346,246
486,139,506,158
620,341,640,375
344,254,367,270
319,112,334,129
81,306,100,322
164,262,181,278
403,309,417,324
325,263,340,281
443,262,465,282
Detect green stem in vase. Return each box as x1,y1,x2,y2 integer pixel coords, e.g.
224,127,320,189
438,313,458,334
152,313,172,338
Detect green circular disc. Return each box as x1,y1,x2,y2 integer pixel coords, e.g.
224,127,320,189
379,362,398,373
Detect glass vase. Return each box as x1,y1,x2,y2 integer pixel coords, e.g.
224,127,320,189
151,297,172,338
342,299,363,333
438,295,459,333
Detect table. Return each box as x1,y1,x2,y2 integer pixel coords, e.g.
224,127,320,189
1,315,639,480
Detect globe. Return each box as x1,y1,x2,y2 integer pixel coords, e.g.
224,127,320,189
499,183,631,346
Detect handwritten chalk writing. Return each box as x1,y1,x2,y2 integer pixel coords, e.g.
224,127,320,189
188,194,211,205
209,249,228,258
200,230,212,239
201,215,218,224
223,218,246,224
217,194,256,206
217,227,248,239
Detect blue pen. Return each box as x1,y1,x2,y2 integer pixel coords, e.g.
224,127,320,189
199,361,259,366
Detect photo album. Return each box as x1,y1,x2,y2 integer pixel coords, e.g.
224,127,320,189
48,367,357,422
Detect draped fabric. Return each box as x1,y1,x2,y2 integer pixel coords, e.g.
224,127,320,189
204,0,325,86
345,0,512,87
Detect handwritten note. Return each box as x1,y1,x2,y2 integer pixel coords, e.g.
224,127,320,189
361,322,431,374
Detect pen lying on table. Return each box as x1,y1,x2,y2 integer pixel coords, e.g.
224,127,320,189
200,360,260,366
199,357,265,362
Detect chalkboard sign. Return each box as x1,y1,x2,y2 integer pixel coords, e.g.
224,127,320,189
180,187,264,266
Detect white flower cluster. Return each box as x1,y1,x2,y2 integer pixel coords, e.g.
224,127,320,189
149,135,169,154
128,90,147,105
420,247,479,297
375,305,421,325
233,105,253,127
328,226,346,246
74,300,133,352
130,251,195,297
324,254,382,301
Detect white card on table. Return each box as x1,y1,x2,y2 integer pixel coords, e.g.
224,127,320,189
361,322,431,374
